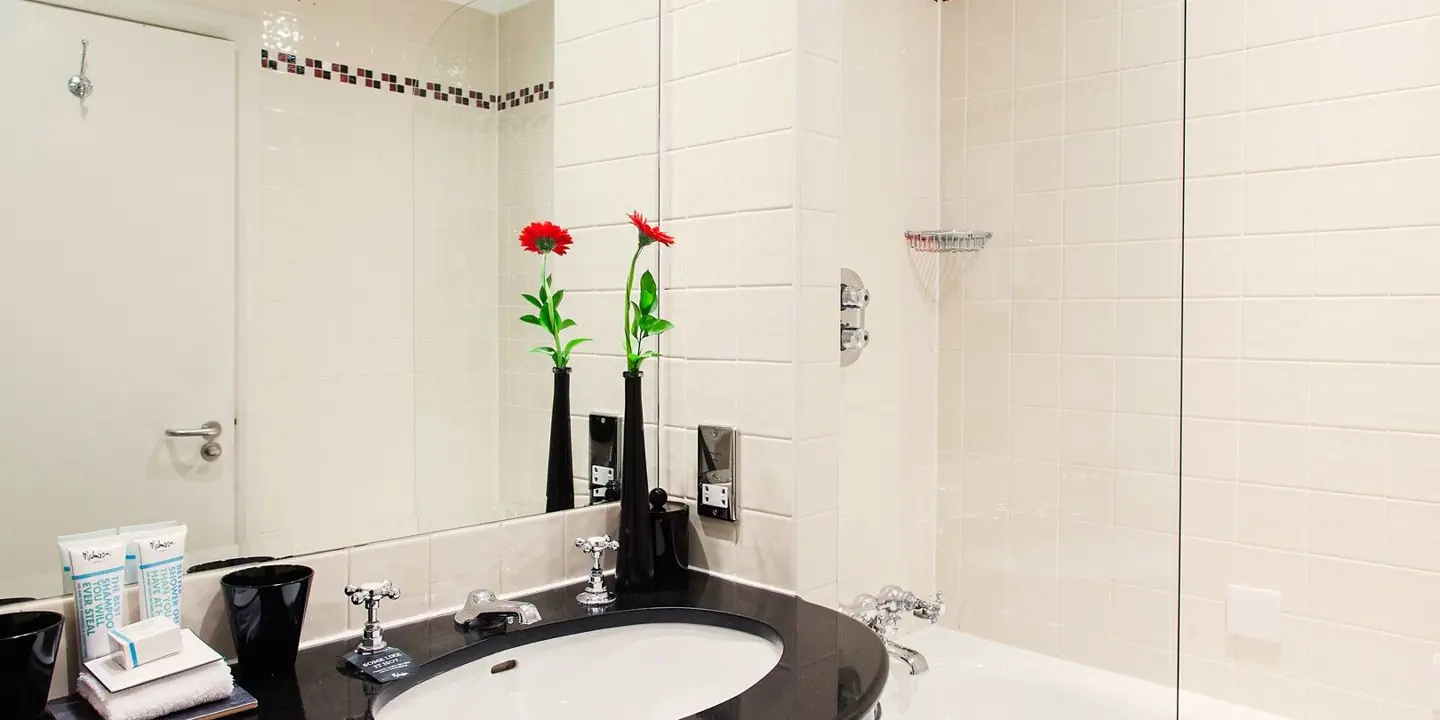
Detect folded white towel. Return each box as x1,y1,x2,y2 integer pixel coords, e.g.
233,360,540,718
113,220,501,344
77,659,234,720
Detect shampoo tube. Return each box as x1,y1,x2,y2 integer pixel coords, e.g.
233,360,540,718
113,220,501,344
69,539,126,662
120,521,177,586
57,529,118,595
134,525,186,627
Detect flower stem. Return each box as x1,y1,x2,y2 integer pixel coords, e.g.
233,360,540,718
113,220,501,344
623,245,642,371
543,256,566,368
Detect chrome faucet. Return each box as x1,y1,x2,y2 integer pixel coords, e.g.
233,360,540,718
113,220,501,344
453,589,542,629
842,586,946,675
345,581,401,654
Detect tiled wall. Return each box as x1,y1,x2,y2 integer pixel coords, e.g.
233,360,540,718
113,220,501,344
936,0,1186,686
656,0,842,599
1179,3,1440,717
16,503,618,701
834,0,941,607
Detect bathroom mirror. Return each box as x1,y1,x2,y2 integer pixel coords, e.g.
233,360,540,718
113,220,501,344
411,0,662,533
0,0,660,603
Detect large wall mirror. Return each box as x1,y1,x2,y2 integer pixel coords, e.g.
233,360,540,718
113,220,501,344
0,0,661,603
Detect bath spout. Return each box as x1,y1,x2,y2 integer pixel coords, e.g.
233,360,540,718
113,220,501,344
885,639,929,675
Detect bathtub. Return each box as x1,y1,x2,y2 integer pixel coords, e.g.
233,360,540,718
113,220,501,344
874,627,1285,720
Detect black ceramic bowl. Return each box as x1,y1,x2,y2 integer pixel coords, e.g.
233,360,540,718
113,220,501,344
0,610,65,719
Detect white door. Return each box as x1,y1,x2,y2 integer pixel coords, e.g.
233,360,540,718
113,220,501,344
0,1,236,598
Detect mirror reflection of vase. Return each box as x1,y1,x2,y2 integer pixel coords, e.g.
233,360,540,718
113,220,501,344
545,367,575,513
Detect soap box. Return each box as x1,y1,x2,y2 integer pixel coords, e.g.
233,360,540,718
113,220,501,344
107,616,182,669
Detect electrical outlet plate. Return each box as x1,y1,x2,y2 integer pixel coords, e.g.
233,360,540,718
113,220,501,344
697,425,738,522
588,414,621,504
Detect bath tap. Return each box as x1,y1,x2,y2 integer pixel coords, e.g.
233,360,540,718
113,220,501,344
454,589,542,629
884,638,929,675
842,586,946,676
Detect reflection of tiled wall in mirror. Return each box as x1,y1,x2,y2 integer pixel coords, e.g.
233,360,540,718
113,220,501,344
497,0,560,520
239,0,498,560
413,5,505,536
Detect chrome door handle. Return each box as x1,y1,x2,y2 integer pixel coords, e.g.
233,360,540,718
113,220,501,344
165,421,222,440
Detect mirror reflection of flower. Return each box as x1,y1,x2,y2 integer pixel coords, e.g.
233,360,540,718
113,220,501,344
518,221,590,367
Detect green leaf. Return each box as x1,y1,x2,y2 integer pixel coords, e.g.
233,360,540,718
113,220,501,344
520,314,543,327
529,346,557,356
639,270,658,315
558,318,577,331
546,304,561,332
538,310,554,332
522,294,543,310
640,317,675,336
639,350,662,360
551,289,565,307
629,301,642,337
563,337,592,354
538,283,549,304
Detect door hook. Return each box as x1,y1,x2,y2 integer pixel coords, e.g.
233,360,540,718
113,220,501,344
68,39,93,100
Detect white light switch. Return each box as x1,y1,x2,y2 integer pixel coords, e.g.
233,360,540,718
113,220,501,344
1226,585,1282,642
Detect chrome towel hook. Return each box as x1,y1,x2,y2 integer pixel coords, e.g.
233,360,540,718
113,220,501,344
68,39,93,99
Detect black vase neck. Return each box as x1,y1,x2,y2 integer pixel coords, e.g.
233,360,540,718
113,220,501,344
553,366,572,376
624,370,643,379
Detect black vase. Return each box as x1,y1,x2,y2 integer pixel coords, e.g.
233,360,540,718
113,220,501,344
616,371,656,593
545,367,575,513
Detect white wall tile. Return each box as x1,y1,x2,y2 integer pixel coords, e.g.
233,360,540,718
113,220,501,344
348,536,431,626
500,512,566,594
1016,84,1065,140
1067,16,1121,78
558,18,659,102
556,87,660,166
1186,0,1246,58
1066,73,1120,132
1186,52,1246,117
1246,0,1316,48
1016,30,1065,87
430,524,505,609
1185,114,1245,178
1065,131,1120,188
1120,122,1182,183
799,0,841,61
1245,105,1316,173
556,0,657,44
1306,492,1384,562
1246,40,1317,109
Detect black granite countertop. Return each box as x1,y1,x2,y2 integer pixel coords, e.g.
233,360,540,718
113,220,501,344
54,572,887,720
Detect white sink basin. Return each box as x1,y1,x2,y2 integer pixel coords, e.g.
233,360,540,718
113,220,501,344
375,622,783,720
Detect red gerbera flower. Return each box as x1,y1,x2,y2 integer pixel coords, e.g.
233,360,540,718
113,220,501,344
519,221,573,255
628,211,675,247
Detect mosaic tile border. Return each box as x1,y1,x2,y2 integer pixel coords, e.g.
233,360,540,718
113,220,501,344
259,50,553,112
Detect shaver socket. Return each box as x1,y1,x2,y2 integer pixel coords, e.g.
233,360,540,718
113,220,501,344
697,425,738,522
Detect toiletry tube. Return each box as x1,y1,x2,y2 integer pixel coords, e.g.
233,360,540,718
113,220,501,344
134,525,187,626
57,529,118,595
119,521,177,586
69,539,126,662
